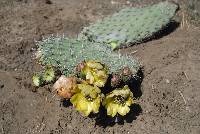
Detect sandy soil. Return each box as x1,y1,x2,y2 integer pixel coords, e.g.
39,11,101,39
0,0,200,134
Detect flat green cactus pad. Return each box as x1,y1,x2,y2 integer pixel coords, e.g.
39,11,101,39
79,1,178,50
36,37,140,75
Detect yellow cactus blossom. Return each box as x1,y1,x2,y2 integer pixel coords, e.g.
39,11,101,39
102,85,134,117
78,60,108,87
70,84,102,116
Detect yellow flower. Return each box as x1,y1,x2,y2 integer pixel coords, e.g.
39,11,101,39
70,84,102,116
76,60,108,87
102,85,134,117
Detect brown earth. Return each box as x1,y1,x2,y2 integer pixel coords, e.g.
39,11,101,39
0,0,200,134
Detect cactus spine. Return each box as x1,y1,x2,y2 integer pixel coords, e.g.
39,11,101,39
36,37,140,76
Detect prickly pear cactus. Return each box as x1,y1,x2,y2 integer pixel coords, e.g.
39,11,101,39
36,36,140,75
79,1,178,50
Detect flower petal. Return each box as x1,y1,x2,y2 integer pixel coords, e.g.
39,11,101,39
117,105,130,116
70,92,101,116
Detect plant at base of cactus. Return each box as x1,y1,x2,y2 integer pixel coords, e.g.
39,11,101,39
43,66,56,83
32,73,44,87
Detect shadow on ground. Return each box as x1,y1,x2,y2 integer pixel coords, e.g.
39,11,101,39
152,21,180,40
94,104,142,128
94,69,144,127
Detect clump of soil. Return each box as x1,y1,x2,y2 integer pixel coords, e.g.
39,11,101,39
0,0,200,134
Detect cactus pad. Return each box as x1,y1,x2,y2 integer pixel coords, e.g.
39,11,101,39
36,36,140,75
79,1,178,50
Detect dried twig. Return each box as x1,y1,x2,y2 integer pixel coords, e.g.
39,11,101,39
51,94,56,99
178,91,187,105
183,71,189,81
181,11,190,29
131,50,138,55
178,90,190,112
181,12,185,29
1,126,4,134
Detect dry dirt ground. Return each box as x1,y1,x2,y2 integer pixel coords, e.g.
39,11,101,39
0,0,200,134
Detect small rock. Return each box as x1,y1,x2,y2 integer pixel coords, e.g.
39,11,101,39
166,79,170,84
126,1,130,5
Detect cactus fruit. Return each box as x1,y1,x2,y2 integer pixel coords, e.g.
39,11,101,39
75,60,109,87
111,67,135,87
111,73,122,87
120,66,134,82
79,1,178,50
102,85,134,117
36,37,140,76
32,66,56,87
